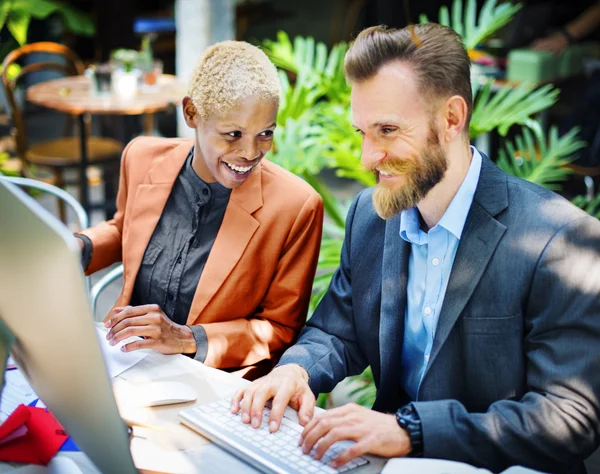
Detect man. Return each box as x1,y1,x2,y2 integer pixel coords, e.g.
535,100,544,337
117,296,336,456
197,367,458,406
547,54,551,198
231,23,600,472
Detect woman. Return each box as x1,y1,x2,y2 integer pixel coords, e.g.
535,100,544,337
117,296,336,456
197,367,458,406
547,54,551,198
76,41,323,379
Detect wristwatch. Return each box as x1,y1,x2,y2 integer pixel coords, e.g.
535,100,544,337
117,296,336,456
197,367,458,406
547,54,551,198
396,403,424,457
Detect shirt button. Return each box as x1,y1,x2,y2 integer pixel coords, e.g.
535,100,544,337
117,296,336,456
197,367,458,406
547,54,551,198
176,256,182,265
202,189,209,196
432,258,440,266
424,306,432,315
167,293,174,301
425,353,430,362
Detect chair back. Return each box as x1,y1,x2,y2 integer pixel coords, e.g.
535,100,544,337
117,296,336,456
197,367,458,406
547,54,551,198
0,42,84,166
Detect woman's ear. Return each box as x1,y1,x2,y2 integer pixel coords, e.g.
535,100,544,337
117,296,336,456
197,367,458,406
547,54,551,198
182,96,198,128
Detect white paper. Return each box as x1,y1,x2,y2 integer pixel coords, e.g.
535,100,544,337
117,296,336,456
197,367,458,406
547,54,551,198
382,458,492,474
0,370,38,422
95,327,150,379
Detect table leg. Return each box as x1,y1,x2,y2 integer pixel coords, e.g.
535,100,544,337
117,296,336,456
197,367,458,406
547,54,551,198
143,113,155,136
78,114,90,213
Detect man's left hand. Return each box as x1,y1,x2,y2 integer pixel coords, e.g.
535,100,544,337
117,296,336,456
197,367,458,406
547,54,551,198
299,403,412,469
104,304,197,355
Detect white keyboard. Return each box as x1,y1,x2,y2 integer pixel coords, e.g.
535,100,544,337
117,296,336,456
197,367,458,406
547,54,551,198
179,399,369,474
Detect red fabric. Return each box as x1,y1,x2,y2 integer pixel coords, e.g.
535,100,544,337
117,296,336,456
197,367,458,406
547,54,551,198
0,405,68,465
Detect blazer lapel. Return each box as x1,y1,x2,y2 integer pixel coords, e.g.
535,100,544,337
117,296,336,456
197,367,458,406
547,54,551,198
421,156,509,383
122,142,190,300
375,214,410,410
186,163,263,324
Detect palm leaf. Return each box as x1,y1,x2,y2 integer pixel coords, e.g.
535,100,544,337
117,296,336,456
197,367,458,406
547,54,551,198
263,32,350,105
496,125,585,191
420,0,522,51
470,81,559,138
572,194,600,219
348,367,376,408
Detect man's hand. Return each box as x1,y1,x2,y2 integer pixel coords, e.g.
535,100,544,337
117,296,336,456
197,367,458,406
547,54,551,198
230,364,315,432
104,305,197,355
299,403,412,469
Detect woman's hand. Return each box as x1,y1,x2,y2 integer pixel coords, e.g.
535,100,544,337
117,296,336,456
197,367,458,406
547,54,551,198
104,305,197,355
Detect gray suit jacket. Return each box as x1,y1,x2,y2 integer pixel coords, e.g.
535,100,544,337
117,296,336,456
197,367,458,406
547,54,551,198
279,154,600,473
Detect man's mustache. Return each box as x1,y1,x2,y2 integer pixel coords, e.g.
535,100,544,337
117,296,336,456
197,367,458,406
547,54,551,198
364,157,415,175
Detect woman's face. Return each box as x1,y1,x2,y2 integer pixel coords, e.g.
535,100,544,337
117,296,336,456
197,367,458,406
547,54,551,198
184,96,278,189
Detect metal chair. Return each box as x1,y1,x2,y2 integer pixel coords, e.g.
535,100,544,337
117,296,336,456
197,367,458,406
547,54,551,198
0,175,126,320
90,264,124,320
1,42,124,222
0,176,91,294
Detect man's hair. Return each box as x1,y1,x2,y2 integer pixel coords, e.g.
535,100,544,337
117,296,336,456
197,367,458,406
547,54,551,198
188,41,281,120
344,24,472,127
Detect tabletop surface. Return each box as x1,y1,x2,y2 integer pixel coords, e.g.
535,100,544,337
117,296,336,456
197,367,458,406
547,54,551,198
26,75,185,116
0,350,386,473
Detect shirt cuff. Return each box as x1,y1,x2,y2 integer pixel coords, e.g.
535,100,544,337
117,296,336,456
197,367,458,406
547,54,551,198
74,234,93,271
187,325,208,362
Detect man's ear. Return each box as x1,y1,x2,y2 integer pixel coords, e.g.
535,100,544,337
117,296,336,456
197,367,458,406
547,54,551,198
442,95,468,142
182,96,198,128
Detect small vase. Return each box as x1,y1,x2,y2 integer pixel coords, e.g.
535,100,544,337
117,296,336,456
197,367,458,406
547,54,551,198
112,69,140,100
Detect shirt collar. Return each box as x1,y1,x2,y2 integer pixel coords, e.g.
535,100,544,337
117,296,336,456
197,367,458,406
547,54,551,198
400,146,482,243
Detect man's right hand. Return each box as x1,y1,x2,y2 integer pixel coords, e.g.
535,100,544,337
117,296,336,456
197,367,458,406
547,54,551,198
230,364,315,433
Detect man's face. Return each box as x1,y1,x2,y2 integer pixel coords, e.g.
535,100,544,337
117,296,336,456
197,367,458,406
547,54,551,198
351,61,448,219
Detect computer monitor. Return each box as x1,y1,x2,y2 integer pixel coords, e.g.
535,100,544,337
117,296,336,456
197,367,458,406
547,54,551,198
0,179,138,473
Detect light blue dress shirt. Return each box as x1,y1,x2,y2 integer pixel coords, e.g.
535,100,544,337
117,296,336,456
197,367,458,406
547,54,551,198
398,147,482,400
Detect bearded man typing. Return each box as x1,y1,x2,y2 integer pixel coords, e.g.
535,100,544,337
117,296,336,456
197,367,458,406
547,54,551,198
231,23,600,473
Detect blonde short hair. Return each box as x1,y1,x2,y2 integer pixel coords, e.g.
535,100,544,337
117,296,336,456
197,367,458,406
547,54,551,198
188,41,281,120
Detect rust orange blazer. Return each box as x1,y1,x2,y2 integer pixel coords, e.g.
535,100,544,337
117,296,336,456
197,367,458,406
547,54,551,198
79,137,323,378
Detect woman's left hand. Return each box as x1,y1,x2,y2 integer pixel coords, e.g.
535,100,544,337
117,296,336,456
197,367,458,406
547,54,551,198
104,305,197,355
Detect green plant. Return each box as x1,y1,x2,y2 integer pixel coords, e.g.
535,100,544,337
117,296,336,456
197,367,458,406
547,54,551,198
111,49,139,73
347,367,377,408
471,81,560,138
573,194,600,219
0,0,94,63
496,126,585,191
0,151,19,176
419,0,522,51
0,0,95,84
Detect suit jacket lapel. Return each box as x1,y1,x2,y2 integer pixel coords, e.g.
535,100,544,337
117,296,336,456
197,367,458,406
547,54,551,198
376,214,410,409
421,156,509,384
186,162,263,324
122,142,190,301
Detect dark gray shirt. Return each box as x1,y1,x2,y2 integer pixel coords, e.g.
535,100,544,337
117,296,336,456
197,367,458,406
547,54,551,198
78,149,230,362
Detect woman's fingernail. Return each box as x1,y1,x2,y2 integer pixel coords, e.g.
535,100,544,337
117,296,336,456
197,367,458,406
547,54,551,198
251,417,260,428
269,421,277,432
242,412,250,423
104,320,111,328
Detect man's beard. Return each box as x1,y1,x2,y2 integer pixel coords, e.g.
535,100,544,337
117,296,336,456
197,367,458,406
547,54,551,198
370,124,448,220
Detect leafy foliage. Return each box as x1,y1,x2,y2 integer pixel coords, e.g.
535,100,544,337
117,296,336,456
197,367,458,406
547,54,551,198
497,126,585,191
471,81,559,138
573,194,600,219
347,367,377,408
0,0,95,46
419,0,523,51
262,31,350,104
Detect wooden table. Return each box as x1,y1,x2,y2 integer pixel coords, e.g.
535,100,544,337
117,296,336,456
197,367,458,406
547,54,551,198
26,74,185,212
